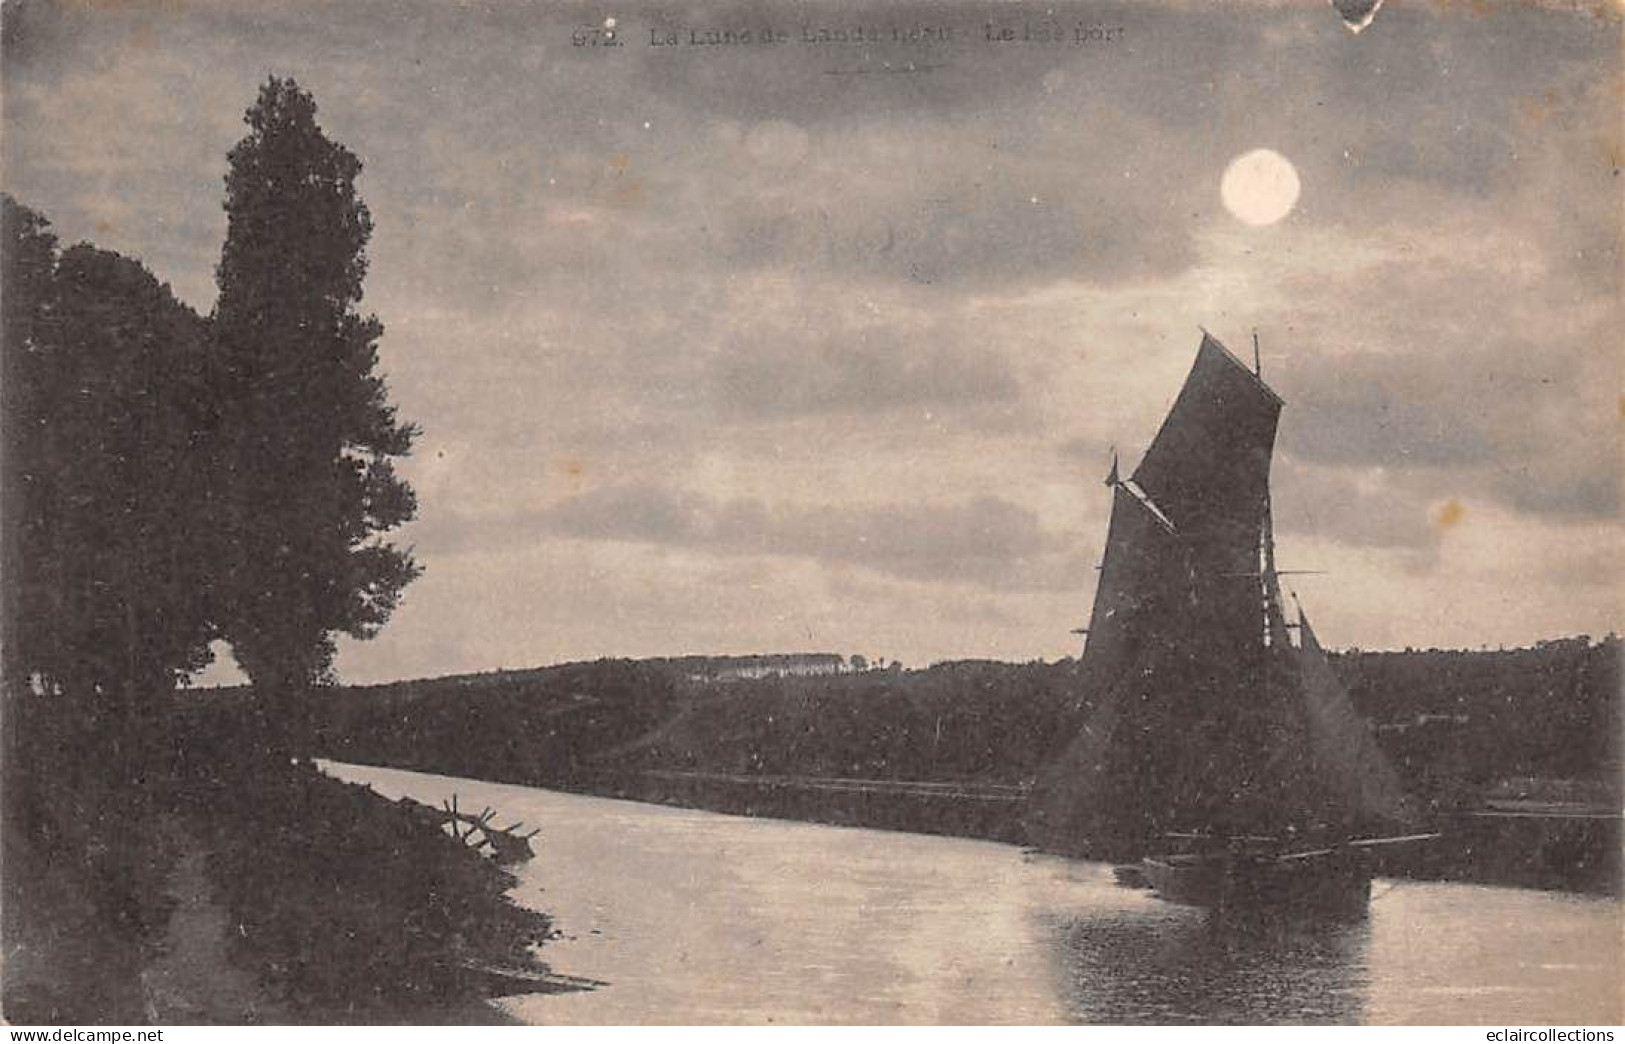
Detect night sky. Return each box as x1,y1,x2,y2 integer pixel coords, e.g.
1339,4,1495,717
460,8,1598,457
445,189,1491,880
4,0,1618,684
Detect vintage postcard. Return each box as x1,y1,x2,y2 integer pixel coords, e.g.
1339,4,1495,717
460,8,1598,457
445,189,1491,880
2,0,1620,1028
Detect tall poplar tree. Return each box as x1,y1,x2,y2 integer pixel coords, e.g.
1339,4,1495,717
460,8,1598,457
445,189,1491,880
212,79,419,761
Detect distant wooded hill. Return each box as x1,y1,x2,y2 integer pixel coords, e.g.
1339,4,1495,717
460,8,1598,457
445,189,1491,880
300,637,1620,809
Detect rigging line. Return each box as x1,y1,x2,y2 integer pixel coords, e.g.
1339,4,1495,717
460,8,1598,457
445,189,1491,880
1218,570,1326,577
1117,478,1176,534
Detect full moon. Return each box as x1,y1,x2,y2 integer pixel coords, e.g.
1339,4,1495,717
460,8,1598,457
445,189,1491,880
1220,148,1301,226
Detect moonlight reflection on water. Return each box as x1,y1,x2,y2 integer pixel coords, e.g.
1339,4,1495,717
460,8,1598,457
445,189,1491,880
329,763,1621,1026
1046,903,1371,1024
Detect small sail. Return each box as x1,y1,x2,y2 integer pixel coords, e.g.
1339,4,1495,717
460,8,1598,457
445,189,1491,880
1077,484,1183,691
1023,676,1131,856
1028,485,1192,856
1295,608,1414,828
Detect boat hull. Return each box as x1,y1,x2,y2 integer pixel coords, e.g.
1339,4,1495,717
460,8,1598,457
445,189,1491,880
1141,849,1372,922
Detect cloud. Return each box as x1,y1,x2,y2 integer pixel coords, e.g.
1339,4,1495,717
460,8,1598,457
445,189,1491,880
1273,456,1441,552
706,314,1022,420
697,139,1200,289
1268,256,1619,523
1280,349,1504,469
1477,460,1619,522
530,484,1088,591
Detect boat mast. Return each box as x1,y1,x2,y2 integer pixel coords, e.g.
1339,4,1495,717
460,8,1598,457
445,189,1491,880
1075,449,1121,649
1262,491,1284,645
1256,329,1289,650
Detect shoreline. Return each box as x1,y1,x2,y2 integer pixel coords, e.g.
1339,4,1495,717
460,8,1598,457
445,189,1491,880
2,743,564,1025
321,756,1623,899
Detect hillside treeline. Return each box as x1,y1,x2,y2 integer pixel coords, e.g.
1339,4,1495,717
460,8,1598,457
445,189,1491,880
1333,637,1619,798
309,659,684,786
313,658,1076,787
315,637,1621,803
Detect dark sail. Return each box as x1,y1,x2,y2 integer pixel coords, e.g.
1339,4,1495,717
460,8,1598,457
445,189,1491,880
1132,332,1282,659
1133,332,1282,539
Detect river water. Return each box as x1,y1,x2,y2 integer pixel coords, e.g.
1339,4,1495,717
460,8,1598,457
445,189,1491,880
327,762,1621,1025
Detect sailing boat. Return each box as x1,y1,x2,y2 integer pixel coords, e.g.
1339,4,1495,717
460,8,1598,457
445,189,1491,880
1027,331,1432,920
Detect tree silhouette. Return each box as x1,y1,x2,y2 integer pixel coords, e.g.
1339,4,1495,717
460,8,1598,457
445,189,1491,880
1,197,59,700
211,79,420,762
3,198,217,776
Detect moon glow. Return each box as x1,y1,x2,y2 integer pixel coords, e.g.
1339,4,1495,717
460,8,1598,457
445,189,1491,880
1220,149,1301,226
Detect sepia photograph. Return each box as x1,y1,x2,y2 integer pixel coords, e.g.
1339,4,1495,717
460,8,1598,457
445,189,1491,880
1,0,1620,1028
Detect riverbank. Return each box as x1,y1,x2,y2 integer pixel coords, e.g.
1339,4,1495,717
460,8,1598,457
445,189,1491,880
2,702,561,1024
